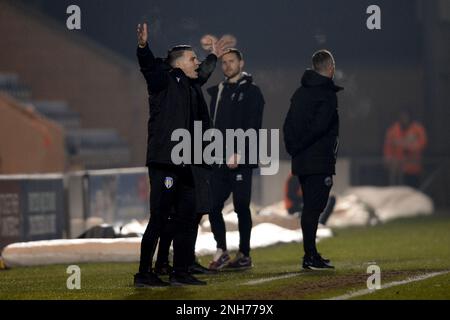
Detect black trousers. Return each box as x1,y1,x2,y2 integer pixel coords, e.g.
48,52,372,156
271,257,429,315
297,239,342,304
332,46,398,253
156,212,204,267
297,174,333,257
155,165,213,268
209,166,253,256
138,165,197,273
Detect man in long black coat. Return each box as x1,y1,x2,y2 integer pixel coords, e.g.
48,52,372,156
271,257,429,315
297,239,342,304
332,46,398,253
134,23,225,287
283,50,343,270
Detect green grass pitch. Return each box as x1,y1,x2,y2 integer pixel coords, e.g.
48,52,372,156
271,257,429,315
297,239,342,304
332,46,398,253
1,215,449,300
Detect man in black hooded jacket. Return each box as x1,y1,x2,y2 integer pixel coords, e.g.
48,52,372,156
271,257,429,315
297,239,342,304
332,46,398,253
283,50,342,270
134,23,226,287
207,49,265,271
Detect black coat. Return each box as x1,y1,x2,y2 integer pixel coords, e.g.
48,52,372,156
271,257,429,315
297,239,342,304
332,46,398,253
283,70,343,176
137,44,217,213
137,43,216,167
207,73,265,168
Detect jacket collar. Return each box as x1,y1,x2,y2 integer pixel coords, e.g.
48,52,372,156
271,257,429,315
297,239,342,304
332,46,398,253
208,71,253,96
170,68,188,82
225,72,253,86
301,69,343,92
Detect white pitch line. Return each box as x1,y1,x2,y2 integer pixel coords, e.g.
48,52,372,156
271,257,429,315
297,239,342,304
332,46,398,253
243,273,300,286
327,270,450,300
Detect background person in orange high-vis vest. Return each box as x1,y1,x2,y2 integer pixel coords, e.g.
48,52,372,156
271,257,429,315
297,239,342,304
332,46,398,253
383,110,427,189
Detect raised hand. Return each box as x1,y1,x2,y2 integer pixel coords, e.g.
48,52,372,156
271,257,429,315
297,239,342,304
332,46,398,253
201,34,237,58
218,34,237,50
137,23,148,47
211,39,225,58
200,34,218,51
212,35,237,58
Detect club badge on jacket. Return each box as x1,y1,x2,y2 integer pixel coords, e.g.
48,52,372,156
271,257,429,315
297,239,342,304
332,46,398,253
165,177,174,189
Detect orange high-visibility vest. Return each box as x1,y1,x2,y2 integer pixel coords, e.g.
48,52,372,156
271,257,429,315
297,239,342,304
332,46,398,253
284,174,303,210
383,121,427,175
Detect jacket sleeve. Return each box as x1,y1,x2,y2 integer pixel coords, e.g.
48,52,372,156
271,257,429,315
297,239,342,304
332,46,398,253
283,99,300,157
195,54,218,87
137,43,169,93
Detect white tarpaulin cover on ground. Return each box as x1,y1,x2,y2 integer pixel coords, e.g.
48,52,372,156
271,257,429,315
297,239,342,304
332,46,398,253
259,186,434,228
1,224,332,267
1,186,432,267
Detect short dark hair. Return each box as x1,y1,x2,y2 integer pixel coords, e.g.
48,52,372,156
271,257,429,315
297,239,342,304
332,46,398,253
167,45,193,66
312,50,334,73
222,48,243,61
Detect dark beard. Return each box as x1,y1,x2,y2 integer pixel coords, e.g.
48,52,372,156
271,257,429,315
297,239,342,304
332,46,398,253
226,70,241,80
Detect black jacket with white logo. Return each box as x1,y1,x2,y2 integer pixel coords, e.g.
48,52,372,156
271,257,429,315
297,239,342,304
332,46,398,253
137,44,217,213
137,43,216,167
207,73,265,168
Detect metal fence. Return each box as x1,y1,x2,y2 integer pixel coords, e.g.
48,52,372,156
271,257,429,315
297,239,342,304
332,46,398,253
0,168,149,251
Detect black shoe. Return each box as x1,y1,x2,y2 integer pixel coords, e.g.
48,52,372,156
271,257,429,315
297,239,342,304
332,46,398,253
302,254,335,270
317,253,331,264
134,272,170,288
189,261,218,275
154,262,173,276
170,272,207,286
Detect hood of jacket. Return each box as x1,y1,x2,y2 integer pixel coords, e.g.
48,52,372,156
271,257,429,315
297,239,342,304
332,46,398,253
301,69,343,92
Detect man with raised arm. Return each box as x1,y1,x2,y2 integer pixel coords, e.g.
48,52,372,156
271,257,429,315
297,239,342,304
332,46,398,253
134,22,226,287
